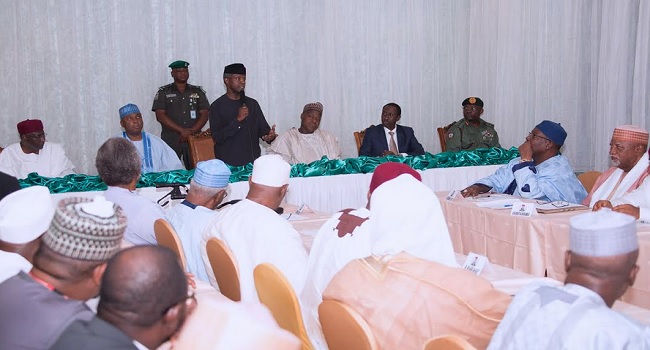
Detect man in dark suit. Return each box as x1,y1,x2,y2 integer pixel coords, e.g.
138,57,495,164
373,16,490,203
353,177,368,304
51,246,195,350
359,103,425,157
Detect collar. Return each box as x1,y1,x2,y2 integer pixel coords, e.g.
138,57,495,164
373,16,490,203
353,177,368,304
181,200,198,209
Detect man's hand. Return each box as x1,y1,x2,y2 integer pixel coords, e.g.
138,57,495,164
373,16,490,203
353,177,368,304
185,272,196,290
382,150,399,156
592,200,613,211
518,141,533,161
261,124,277,143
612,204,641,219
236,105,249,122
178,128,192,143
461,184,491,197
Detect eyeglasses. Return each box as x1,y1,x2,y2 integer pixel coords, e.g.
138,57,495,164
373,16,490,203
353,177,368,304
528,132,552,142
536,200,569,208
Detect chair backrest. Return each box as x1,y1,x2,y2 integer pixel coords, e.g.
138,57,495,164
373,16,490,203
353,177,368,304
153,219,188,271
253,263,314,350
188,129,215,169
318,299,378,350
424,335,477,350
353,129,367,156
437,122,456,152
206,237,241,302
577,170,602,193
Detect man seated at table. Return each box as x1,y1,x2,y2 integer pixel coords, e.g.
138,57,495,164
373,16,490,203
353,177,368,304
445,97,501,152
201,154,307,302
583,125,648,207
0,195,127,349
461,120,587,203
323,175,510,349
0,186,54,284
267,102,341,164
167,159,230,282
98,138,165,245
487,210,646,349
359,103,425,157
0,119,75,179
301,162,423,347
52,246,195,350
593,163,650,222
118,103,185,173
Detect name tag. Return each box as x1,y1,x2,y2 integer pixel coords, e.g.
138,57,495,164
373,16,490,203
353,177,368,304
463,252,488,275
445,190,460,201
190,110,197,120
510,202,536,217
166,93,177,98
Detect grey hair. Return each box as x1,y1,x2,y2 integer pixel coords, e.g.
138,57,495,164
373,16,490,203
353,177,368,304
189,179,227,198
96,138,141,186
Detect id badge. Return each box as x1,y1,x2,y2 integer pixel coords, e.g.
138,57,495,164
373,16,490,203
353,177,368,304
190,110,197,120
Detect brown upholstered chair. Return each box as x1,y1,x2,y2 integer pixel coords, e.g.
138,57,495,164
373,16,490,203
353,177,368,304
188,129,215,169
153,219,188,270
436,122,456,152
577,170,602,193
206,237,241,302
424,334,477,350
319,299,378,350
353,129,367,156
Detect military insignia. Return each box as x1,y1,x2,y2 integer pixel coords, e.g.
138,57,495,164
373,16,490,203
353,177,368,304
448,132,454,138
199,86,206,94
469,97,476,104
166,94,177,98
154,92,159,101
190,93,200,99
482,130,493,140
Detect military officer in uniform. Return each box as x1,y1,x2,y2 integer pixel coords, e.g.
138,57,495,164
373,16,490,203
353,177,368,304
152,60,210,168
445,97,501,152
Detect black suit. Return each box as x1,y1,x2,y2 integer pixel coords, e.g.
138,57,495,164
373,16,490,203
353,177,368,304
51,317,137,350
359,124,425,157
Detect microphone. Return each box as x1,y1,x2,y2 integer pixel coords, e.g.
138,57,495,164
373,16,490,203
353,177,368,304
240,89,246,107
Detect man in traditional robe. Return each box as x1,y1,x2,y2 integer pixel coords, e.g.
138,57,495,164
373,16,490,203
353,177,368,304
583,125,648,207
167,159,230,282
201,155,307,302
0,195,126,349
0,186,54,283
487,210,647,349
0,119,75,179
267,102,341,164
98,138,165,245
323,175,510,349
300,162,423,348
461,120,587,203
118,103,184,173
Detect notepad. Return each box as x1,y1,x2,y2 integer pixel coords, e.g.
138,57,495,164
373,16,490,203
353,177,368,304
535,202,590,214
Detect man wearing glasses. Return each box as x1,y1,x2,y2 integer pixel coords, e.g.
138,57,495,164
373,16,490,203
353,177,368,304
461,120,587,204
445,97,501,152
0,119,75,179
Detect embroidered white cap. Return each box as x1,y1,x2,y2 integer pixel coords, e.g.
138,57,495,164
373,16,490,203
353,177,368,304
0,186,55,244
250,155,291,187
570,209,638,257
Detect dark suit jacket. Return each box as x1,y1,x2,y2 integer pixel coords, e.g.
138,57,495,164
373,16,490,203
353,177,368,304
51,317,137,350
359,124,425,157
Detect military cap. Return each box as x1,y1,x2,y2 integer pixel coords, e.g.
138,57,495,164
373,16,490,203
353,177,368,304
169,60,189,69
462,97,484,107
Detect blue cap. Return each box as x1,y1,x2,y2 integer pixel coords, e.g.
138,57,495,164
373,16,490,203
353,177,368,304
535,120,567,146
119,104,140,119
193,160,231,188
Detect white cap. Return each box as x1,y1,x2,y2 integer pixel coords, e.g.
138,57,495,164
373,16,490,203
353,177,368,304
570,209,638,257
0,186,55,244
250,155,291,187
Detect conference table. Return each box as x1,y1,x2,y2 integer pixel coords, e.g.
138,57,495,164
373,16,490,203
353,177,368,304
438,192,650,309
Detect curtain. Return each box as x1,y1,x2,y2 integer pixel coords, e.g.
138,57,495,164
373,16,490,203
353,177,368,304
0,0,647,174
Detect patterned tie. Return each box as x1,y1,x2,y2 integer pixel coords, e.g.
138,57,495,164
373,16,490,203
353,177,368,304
389,131,398,154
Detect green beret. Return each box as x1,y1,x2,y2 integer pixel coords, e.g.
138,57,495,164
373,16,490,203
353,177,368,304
169,60,189,69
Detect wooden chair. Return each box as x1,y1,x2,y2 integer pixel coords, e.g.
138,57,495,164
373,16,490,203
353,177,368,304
436,122,456,152
153,219,188,271
354,127,370,156
206,237,241,302
577,170,602,193
424,335,477,350
253,263,314,350
318,299,378,350
187,129,215,169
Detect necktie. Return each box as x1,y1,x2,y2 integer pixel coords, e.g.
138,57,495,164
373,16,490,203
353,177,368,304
389,131,398,154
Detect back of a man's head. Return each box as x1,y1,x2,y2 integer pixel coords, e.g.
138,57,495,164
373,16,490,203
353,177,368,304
247,155,291,208
96,138,141,186
98,246,189,348
566,210,639,307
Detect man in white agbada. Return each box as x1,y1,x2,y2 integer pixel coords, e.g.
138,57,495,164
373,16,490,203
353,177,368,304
98,138,165,245
117,103,184,173
167,159,230,282
201,154,307,302
300,162,426,349
0,119,75,179
583,125,649,207
267,102,341,164
0,186,55,283
487,210,647,349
